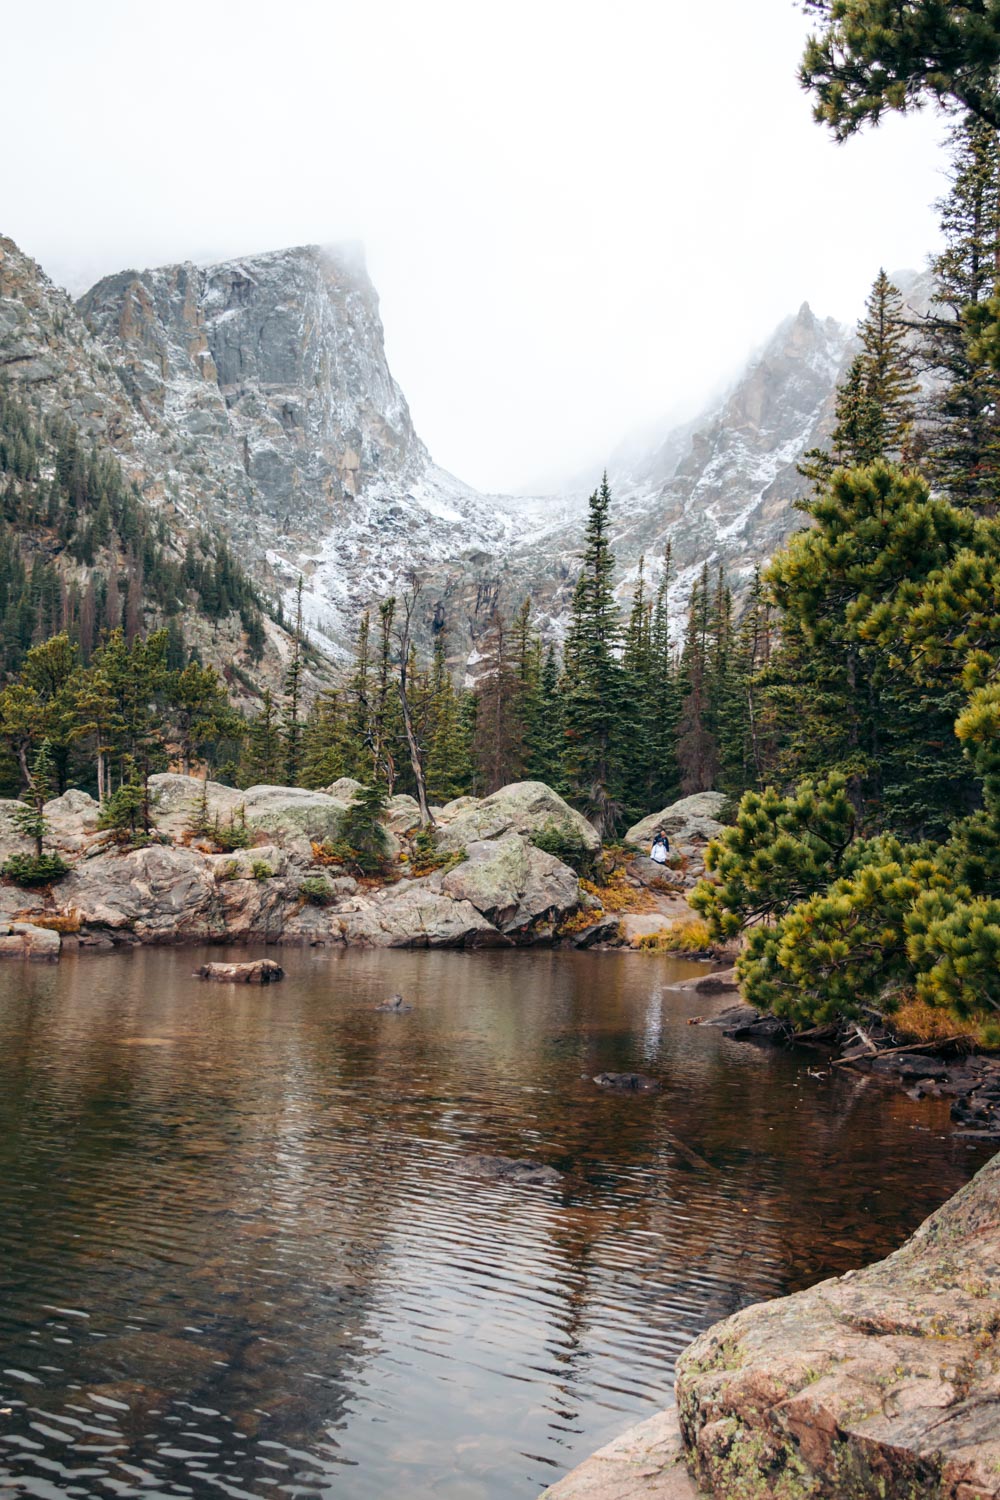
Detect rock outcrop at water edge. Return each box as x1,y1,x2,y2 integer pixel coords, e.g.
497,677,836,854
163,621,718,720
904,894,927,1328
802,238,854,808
0,774,589,951
543,1147,1000,1499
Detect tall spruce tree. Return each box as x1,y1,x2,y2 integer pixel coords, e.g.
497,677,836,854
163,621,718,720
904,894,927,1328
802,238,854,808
562,475,625,835
800,269,917,485
920,118,1000,510
244,688,282,785
282,578,305,785
472,608,524,794
676,566,719,794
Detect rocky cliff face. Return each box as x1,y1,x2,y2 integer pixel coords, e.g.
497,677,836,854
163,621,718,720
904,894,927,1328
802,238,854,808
77,245,519,654
494,302,855,636
3,227,861,665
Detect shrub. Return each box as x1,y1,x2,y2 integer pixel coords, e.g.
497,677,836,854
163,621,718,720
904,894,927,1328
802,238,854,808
339,784,390,871
530,820,596,876
251,860,274,880
213,807,252,852
638,918,712,954
3,851,69,886
581,870,656,914
300,875,336,906
217,859,241,882
409,825,465,876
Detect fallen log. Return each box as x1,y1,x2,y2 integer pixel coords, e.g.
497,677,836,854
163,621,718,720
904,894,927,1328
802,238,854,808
195,959,285,985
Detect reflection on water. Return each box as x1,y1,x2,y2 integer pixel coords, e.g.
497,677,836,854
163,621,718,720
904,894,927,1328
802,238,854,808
0,946,991,1498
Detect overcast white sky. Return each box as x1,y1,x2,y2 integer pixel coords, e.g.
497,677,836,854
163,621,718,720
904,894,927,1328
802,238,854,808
5,0,952,492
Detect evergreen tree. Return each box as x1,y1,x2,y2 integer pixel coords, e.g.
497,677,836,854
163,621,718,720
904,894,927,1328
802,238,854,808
766,463,977,834
472,608,524,794
300,690,347,789
282,578,305,785
425,631,474,802
14,738,56,858
800,1,1000,140
244,689,282,786
562,475,625,835
920,118,1000,510
676,566,719,794
800,270,917,485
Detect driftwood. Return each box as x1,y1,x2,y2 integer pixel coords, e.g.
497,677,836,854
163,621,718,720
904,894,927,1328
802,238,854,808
662,1130,715,1172
195,959,284,985
833,1035,971,1068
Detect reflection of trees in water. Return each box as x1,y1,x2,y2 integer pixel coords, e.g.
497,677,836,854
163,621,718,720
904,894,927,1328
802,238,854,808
0,945,990,1499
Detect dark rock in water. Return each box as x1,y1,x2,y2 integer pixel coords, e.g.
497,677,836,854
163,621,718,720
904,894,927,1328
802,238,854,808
593,1072,660,1092
701,1004,789,1041
570,916,622,948
465,1153,563,1186
869,1053,950,1079
195,959,284,985
693,966,739,994
375,993,413,1013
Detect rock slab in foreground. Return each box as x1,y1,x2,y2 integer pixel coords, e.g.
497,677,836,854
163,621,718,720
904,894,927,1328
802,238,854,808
676,1147,1000,1498
541,1408,702,1499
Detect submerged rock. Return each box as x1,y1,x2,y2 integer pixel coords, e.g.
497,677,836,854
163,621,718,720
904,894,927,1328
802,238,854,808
195,959,284,984
675,1149,1000,1499
465,1154,563,1187
375,993,412,1013
593,1072,661,1092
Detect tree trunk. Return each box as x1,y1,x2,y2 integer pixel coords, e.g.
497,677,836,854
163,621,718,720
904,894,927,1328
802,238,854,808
399,670,433,827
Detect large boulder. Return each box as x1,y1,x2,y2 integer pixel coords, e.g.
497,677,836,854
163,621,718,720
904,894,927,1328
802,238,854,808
240,785,402,859
435,781,600,856
44,788,101,836
240,785,352,844
324,777,365,801
148,773,245,838
440,833,579,933
0,920,61,959
625,791,727,850
0,798,31,863
675,1149,1000,1498
384,793,422,835
57,845,221,939
337,882,500,948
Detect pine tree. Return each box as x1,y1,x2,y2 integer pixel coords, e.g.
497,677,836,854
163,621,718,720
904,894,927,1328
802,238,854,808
282,578,305,785
800,270,917,485
800,2,1000,141
425,631,474,802
646,553,682,810
300,690,347,789
716,568,773,796
766,462,979,834
676,566,719,794
14,738,56,857
244,689,282,785
920,118,1000,510
472,608,524,794
562,475,625,835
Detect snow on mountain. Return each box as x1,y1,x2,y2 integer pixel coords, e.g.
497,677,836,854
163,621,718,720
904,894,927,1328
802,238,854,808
4,228,861,664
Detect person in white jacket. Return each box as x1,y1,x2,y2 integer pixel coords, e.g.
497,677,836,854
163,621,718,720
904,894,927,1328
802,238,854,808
650,830,670,864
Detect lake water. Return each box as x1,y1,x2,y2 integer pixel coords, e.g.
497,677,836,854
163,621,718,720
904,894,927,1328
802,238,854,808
0,946,992,1499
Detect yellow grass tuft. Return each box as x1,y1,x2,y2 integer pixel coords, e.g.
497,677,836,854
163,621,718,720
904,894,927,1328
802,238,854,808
637,917,711,954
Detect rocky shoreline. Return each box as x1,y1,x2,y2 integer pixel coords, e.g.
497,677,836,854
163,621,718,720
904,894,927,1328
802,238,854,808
0,777,718,958
542,1146,1000,1499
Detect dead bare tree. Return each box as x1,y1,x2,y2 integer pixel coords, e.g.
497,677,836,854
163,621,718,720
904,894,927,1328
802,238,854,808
396,575,434,829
